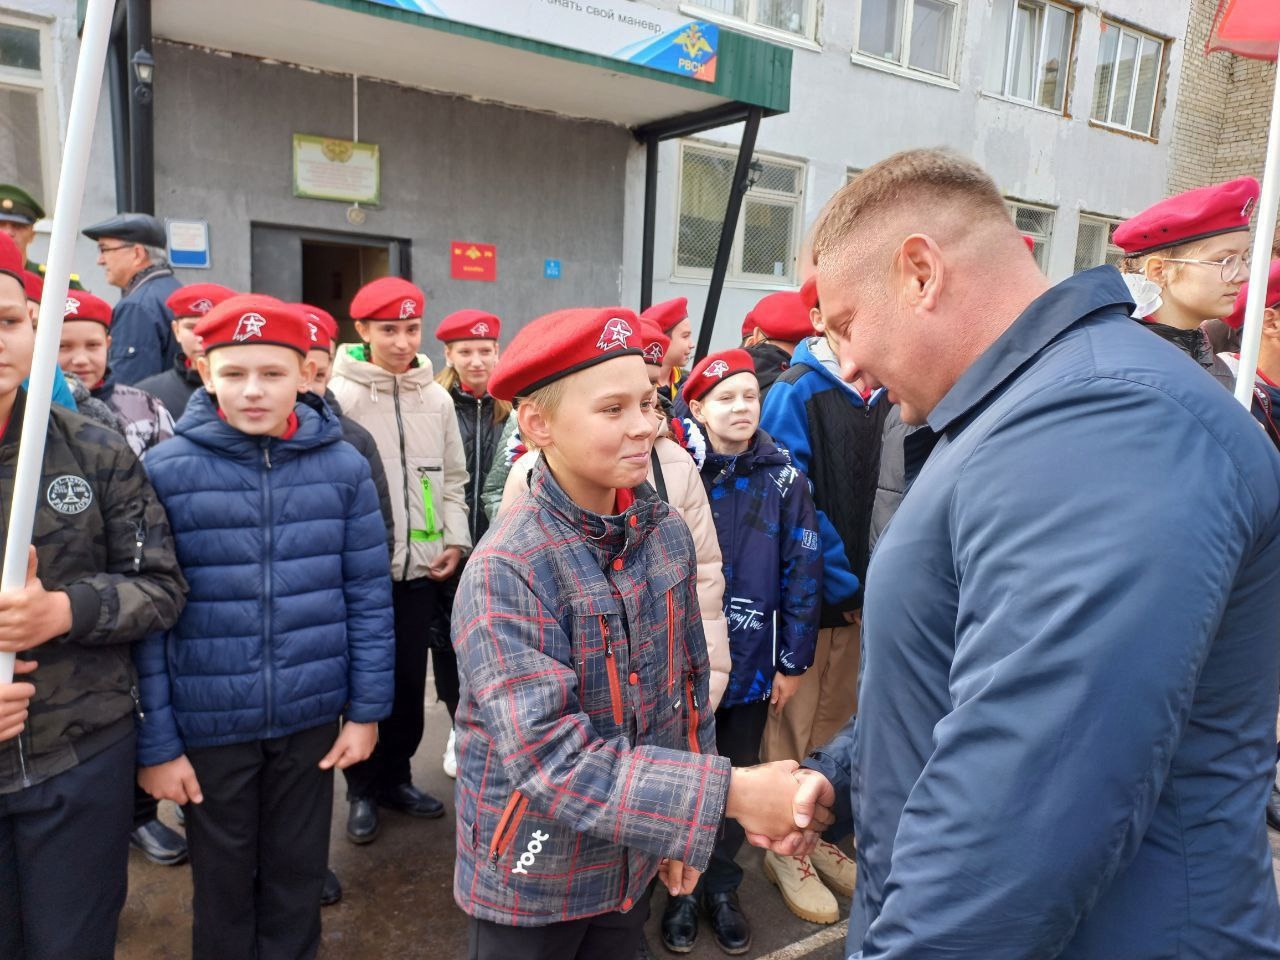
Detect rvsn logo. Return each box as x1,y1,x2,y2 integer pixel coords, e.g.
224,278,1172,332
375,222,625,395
511,829,550,875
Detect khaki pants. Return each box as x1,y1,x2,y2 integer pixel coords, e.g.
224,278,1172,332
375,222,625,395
762,622,860,763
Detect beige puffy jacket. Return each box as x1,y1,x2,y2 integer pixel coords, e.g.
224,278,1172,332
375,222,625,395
329,345,471,581
499,437,731,710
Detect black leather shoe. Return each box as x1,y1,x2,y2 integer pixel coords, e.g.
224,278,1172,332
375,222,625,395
129,818,188,866
378,782,446,819
660,894,699,954
1267,784,1280,831
346,797,379,843
321,867,343,907
703,891,751,955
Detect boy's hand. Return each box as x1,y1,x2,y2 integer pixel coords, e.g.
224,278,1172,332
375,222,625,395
728,761,834,845
744,768,836,857
138,755,204,805
426,546,462,581
658,859,701,897
0,659,37,741
319,721,378,770
0,547,73,652
770,672,803,717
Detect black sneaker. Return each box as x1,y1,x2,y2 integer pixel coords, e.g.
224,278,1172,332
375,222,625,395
130,819,189,866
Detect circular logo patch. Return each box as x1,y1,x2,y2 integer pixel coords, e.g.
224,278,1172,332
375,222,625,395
47,475,93,515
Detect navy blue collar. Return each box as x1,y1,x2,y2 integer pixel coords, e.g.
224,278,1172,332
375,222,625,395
926,267,1134,434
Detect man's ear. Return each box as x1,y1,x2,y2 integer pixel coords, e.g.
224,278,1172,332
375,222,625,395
195,354,215,391
518,400,554,451
898,234,943,311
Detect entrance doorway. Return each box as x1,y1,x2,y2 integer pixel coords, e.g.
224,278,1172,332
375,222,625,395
250,224,410,343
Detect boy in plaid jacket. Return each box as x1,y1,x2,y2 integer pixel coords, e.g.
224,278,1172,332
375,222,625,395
451,308,832,959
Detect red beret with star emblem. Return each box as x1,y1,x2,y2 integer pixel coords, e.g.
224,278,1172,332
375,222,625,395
682,348,756,404
743,291,813,343
436,309,501,343
63,290,113,327
166,282,237,319
1224,259,1280,330
22,270,42,303
293,303,338,352
639,318,670,367
350,276,424,321
1113,177,1260,257
641,296,688,333
488,307,643,401
195,294,312,356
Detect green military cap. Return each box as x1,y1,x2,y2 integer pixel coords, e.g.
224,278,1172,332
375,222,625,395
0,185,45,225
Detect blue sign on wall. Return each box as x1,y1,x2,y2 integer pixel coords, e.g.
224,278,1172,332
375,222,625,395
544,259,561,279
167,219,210,270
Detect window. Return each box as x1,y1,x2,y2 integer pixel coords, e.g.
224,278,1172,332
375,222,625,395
1006,200,1055,270
0,16,53,213
855,0,961,79
983,0,1075,112
1074,214,1124,272
1092,20,1163,137
675,141,806,284
685,0,815,39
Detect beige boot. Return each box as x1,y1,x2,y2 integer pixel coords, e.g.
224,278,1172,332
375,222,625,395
808,841,856,898
762,850,839,924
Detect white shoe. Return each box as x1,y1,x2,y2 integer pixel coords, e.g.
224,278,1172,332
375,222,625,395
443,728,457,779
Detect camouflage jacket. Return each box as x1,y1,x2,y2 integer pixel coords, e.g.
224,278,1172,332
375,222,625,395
0,389,187,794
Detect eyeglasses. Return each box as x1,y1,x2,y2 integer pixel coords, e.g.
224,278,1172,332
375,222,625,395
96,244,134,255
1159,251,1251,283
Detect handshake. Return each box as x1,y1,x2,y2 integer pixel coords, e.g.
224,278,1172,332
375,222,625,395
727,760,836,857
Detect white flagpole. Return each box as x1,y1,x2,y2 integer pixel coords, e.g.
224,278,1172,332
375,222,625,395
1233,40,1280,410
0,0,116,684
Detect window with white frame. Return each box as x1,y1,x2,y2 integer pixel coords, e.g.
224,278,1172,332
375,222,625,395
0,16,53,209
983,0,1075,112
1074,214,1124,272
855,0,961,79
1092,20,1164,138
685,0,816,39
675,141,806,284
1006,200,1055,270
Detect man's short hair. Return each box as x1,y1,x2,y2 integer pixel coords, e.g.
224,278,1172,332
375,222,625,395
140,244,168,267
811,148,1010,267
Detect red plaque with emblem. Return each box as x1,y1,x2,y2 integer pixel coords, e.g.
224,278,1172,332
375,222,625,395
450,241,497,282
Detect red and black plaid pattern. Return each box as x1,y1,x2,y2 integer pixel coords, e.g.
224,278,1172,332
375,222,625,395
452,458,730,927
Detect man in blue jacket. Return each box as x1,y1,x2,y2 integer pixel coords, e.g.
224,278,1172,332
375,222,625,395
769,149,1280,959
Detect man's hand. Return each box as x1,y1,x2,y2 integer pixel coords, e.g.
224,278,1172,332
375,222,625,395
770,672,803,717
427,546,463,581
0,658,37,741
727,761,834,845
319,721,378,770
0,548,73,653
658,859,701,897
138,755,204,805
744,767,836,857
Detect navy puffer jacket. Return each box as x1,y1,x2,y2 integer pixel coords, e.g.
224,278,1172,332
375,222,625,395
135,390,395,766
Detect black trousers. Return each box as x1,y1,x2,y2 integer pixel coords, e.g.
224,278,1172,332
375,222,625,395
345,577,441,798
185,722,335,960
0,729,134,960
468,899,650,960
701,701,769,895
432,645,460,719
133,783,160,829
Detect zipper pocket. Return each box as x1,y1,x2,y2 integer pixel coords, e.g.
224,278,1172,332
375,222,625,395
666,591,676,694
488,790,529,870
600,615,624,726
685,671,701,753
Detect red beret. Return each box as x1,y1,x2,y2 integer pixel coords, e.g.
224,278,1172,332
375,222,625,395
63,290,113,327
800,276,818,311
436,309,500,343
350,277,424,321
682,348,756,404
641,297,688,332
1114,177,1260,256
22,270,42,303
745,291,813,343
166,282,237,319
639,318,670,366
1224,259,1280,329
293,303,338,351
195,294,311,356
0,231,22,284
489,307,643,401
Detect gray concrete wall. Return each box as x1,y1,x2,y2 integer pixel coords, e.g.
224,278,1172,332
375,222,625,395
151,41,632,365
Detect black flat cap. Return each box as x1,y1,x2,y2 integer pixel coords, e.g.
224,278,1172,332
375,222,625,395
82,212,166,248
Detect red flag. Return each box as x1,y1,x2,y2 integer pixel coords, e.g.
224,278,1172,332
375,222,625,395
1208,0,1280,60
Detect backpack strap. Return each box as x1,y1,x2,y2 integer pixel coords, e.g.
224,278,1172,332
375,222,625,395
650,447,668,503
